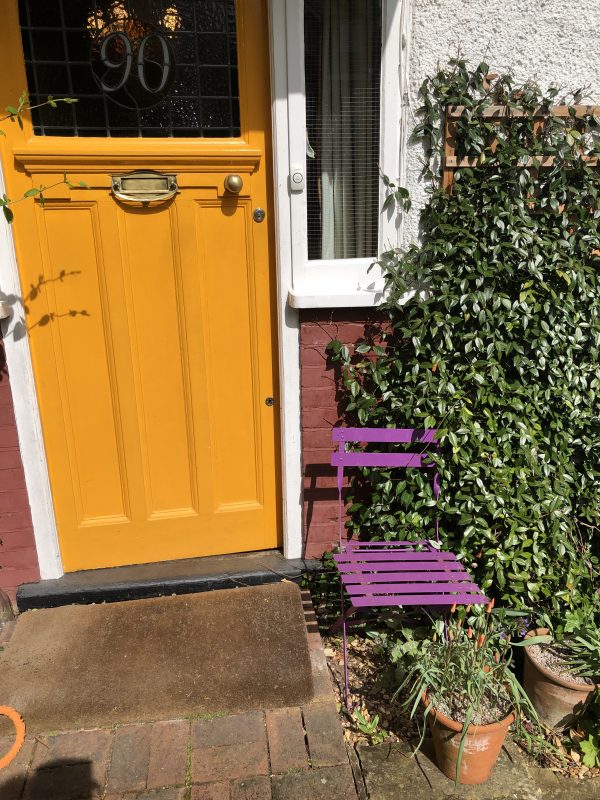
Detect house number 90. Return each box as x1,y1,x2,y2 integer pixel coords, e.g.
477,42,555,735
99,31,172,95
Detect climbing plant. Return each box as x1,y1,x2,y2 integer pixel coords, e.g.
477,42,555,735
327,59,600,616
0,92,80,223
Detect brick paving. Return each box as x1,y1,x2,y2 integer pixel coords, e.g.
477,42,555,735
0,593,357,800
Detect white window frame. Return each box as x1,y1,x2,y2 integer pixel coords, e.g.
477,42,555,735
275,0,408,309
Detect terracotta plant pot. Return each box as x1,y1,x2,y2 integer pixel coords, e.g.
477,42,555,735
423,692,515,785
523,627,597,730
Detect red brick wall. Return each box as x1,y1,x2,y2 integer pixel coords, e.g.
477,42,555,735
0,340,40,607
300,309,387,559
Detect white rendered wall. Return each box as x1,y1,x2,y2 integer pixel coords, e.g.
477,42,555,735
401,0,600,245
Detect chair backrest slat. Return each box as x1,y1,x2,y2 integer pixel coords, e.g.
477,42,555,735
331,452,433,469
332,427,437,444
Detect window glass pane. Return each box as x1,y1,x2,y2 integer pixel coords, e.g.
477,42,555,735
18,0,241,138
305,0,382,260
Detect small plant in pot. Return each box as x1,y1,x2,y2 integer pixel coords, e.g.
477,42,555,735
393,602,540,785
524,596,600,731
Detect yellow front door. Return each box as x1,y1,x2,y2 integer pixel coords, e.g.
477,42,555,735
0,0,280,571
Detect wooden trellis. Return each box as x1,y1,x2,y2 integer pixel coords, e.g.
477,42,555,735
442,104,600,191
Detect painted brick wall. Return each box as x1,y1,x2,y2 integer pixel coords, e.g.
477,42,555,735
0,339,39,607
300,309,388,559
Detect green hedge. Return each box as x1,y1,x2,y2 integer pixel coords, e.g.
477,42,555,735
328,61,600,616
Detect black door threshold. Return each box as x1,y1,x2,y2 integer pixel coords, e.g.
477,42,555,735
17,550,320,611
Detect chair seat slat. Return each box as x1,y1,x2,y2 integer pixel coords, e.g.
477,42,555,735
334,551,456,563
341,570,474,583
346,581,481,596
337,562,467,575
352,592,487,608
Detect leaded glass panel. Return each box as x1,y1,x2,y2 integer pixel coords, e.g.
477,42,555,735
18,0,241,137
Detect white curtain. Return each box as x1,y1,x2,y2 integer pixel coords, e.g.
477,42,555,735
319,0,379,259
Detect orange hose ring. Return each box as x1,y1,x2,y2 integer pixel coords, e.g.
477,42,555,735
0,706,26,770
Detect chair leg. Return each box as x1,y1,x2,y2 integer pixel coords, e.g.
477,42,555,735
342,609,351,709
340,595,356,710
329,584,356,708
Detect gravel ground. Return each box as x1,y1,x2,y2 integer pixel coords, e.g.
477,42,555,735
431,689,513,726
527,643,594,686
323,631,600,781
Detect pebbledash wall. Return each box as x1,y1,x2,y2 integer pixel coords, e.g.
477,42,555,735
0,0,599,597
299,0,600,558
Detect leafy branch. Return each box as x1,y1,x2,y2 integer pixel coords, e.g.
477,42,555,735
0,92,84,223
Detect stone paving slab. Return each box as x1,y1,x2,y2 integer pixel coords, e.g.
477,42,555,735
358,738,600,800
265,709,309,774
0,737,35,800
302,703,348,768
108,725,153,794
271,765,356,800
147,720,189,790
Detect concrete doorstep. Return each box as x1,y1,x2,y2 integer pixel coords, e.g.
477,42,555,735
0,590,359,800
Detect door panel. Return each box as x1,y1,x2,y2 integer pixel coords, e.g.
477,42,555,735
39,202,130,527
0,0,280,571
118,203,198,518
198,201,263,512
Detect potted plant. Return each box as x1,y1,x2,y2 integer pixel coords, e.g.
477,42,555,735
393,602,539,785
524,596,600,730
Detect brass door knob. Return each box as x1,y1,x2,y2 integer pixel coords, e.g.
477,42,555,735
224,174,243,193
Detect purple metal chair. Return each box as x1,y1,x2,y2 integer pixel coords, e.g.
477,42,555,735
330,427,488,706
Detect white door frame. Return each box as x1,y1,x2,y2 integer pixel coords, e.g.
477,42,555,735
0,170,63,579
267,0,304,559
